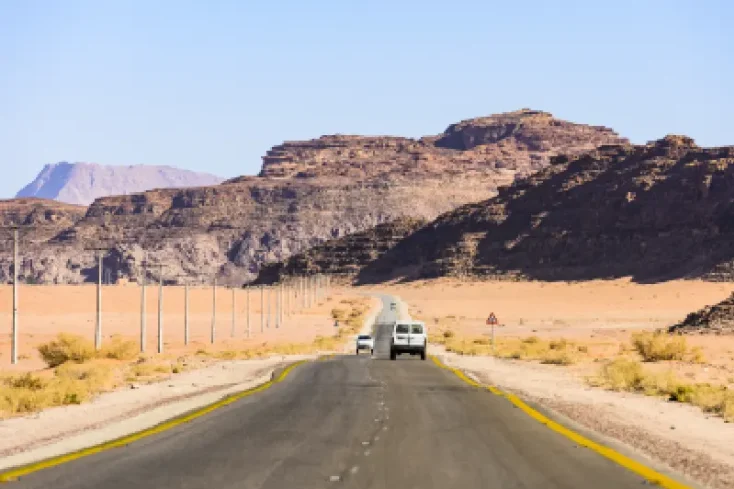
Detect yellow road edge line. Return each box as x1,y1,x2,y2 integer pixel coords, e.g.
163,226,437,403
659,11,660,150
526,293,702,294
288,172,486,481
430,355,692,489
0,360,308,483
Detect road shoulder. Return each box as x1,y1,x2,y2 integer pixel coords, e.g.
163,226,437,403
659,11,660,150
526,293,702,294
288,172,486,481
435,347,734,489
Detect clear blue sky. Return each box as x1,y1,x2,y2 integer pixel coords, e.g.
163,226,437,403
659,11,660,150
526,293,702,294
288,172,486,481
1,0,732,199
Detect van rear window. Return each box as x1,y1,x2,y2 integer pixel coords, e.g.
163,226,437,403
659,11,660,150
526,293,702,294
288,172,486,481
411,324,424,334
396,324,410,334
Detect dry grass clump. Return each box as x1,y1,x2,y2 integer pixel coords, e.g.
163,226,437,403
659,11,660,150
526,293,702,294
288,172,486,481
443,335,581,365
100,336,138,361
37,333,96,367
592,358,734,422
631,331,688,362
0,361,117,418
331,308,347,321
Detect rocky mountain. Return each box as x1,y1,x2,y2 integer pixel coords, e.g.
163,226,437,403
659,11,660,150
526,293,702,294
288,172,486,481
0,110,625,285
16,162,224,206
253,218,426,285
669,293,734,335
359,135,734,283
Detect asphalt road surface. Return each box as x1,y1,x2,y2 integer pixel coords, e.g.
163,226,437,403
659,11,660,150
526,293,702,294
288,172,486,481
7,295,670,489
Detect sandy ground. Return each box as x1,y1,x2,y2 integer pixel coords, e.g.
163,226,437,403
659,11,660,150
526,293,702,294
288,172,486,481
372,279,734,489
0,284,356,372
368,278,734,386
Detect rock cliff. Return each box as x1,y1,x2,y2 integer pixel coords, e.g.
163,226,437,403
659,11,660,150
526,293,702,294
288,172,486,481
361,135,734,283
0,110,625,285
253,218,426,284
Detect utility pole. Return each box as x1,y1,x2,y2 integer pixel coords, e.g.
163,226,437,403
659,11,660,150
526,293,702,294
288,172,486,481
11,228,19,364
275,284,280,328
140,262,147,353
302,275,307,309
157,267,164,354
267,286,271,329
211,277,217,344
231,287,236,337
285,281,290,318
86,247,110,351
260,286,264,333
246,286,251,339
184,282,190,346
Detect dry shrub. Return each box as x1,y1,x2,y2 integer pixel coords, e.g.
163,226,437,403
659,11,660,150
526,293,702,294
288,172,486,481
100,336,138,361
549,339,570,350
443,330,455,339
331,308,347,320
38,333,95,367
631,331,687,362
598,358,644,391
523,336,540,344
0,362,115,417
540,350,576,366
687,346,706,365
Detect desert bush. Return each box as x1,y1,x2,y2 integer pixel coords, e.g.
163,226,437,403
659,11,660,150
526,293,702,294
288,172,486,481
0,362,115,417
631,331,687,362
443,330,455,339
540,350,576,366
331,308,347,320
523,336,540,344
100,336,138,361
687,346,706,364
598,358,644,391
38,333,96,367
549,339,570,351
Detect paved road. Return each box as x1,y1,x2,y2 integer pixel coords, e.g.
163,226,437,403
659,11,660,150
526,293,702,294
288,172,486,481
7,295,667,489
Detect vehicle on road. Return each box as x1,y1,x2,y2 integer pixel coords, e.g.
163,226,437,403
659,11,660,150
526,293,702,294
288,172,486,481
356,334,374,355
390,320,427,360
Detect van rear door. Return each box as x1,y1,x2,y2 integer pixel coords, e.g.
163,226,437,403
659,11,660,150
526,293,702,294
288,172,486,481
409,323,425,347
393,322,411,347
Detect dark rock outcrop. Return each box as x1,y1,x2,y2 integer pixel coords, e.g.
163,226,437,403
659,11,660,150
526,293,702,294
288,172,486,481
361,136,734,283
670,293,734,335
253,218,426,284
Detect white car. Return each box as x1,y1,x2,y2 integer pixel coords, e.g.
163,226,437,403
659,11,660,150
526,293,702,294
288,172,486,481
390,320,427,360
356,334,374,355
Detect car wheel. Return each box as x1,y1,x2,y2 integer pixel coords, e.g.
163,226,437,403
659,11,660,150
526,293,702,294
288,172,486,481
421,349,427,361
390,349,396,361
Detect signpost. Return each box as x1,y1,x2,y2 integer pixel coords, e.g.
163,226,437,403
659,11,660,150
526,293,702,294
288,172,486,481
487,312,499,356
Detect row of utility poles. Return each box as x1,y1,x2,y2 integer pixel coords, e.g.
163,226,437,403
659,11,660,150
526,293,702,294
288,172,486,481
2,226,331,363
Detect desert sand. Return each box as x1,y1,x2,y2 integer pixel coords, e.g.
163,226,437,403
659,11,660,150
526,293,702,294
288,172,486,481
0,284,357,372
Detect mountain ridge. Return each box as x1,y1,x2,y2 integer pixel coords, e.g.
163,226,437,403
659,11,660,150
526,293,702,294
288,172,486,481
16,162,224,206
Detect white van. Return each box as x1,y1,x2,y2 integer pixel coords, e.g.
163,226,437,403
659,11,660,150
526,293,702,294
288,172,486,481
390,320,427,360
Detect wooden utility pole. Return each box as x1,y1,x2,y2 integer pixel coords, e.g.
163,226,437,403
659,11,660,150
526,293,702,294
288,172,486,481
211,277,217,344
246,286,251,339
86,246,111,351
231,287,236,337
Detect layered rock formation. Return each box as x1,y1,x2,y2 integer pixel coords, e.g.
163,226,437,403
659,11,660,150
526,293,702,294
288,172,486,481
253,218,426,284
669,293,734,335
0,109,625,285
361,135,734,283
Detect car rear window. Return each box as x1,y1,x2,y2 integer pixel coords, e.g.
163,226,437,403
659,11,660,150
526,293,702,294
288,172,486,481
396,324,410,334
411,324,424,334
358,335,371,340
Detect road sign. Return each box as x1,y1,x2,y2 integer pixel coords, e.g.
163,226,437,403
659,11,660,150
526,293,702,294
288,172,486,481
487,313,498,326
